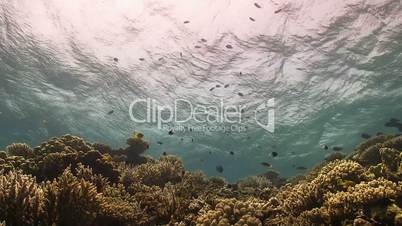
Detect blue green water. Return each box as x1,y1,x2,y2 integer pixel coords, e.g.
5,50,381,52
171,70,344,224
0,0,402,182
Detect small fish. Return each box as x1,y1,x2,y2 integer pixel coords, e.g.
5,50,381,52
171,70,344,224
113,57,119,62
162,151,167,156
249,17,256,22
201,38,207,42
296,166,307,170
158,57,164,61
229,151,234,155
238,92,244,97
321,144,328,150
139,58,145,61
274,9,282,14
271,151,278,157
225,44,233,49
332,146,343,151
361,133,371,139
195,45,201,49
254,3,261,8
180,52,183,57
261,162,272,167
216,165,224,173
208,151,212,155
168,130,174,135
224,84,229,88
107,110,114,115
216,84,221,88
390,118,400,123
209,87,215,91
184,20,190,24
133,132,144,139
191,138,194,142
189,128,193,132
157,141,163,145
239,72,242,75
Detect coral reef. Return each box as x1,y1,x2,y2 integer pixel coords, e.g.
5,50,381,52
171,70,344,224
1,134,402,225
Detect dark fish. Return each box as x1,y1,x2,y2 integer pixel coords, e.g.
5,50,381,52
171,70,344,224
322,145,328,150
229,151,234,155
157,141,163,145
216,84,221,88
184,20,190,24
168,130,174,135
225,44,233,49
224,84,229,88
113,57,119,62
261,162,272,167
190,128,193,132
296,166,307,170
239,72,242,75
332,146,343,151
162,151,167,156
361,133,371,139
271,151,278,157
201,38,207,42
390,118,400,123
249,17,256,22
139,58,145,61
195,45,201,49
254,3,261,8
238,92,244,97
180,52,183,57
191,138,194,142
158,57,164,61
107,110,114,115
274,9,282,14
216,165,224,173
208,151,212,155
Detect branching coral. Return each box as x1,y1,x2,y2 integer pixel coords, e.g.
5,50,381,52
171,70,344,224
6,143,34,158
0,171,44,226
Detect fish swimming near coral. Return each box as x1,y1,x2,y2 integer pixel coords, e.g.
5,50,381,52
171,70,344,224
261,162,272,167
133,132,144,139
296,166,307,170
361,133,371,139
337,178,355,189
332,146,343,151
216,165,224,173
321,144,329,150
168,130,174,135
162,151,167,156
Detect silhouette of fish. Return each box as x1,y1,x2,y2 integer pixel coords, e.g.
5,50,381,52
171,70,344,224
332,146,343,151
195,45,201,49
168,130,174,135
216,165,224,173
249,17,256,22
157,141,163,145
201,38,207,42
271,152,278,157
162,151,167,156
229,151,234,155
274,9,282,14
296,166,307,170
216,84,221,88
361,133,371,139
225,44,233,49
209,87,215,91
254,3,261,8
238,92,244,97
224,84,229,88
322,144,328,150
107,110,114,115
139,58,145,61
183,20,190,24
113,57,118,62
261,162,272,167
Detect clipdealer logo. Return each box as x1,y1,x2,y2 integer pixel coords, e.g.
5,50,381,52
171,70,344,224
129,98,275,133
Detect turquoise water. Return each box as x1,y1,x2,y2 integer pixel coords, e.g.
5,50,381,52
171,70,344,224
0,0,402,182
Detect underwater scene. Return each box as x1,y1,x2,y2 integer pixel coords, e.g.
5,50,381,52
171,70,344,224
1,0,402,225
